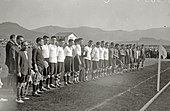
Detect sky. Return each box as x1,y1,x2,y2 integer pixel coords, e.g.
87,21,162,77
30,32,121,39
0,0,169,31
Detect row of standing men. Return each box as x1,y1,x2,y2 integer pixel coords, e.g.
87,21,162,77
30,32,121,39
4,34,146,103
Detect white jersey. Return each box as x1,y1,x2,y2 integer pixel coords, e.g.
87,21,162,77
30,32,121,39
49,44,58,63
104,48,109,60
74,44,81,56
136,50,141,59
83,46,92,60
91,47,100,61
42,44,50,58
57,46,65,62
64,46,73,57
99,47,104,60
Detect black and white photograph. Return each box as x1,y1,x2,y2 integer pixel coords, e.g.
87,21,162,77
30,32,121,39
0,0,170,111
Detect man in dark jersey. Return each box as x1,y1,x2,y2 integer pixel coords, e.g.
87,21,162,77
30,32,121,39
32,37,45,96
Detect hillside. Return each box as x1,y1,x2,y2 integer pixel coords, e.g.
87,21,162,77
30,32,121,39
33,25,170,43
119,37,170,45
0,22,49,41
0,22,170,45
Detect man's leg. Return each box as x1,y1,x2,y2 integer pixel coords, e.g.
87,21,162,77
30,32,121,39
16,83,23,103
16,76,24,103
21,82,29,100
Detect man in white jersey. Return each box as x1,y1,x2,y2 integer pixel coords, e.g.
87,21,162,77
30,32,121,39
136,46,141,70
120,44,126,70
83,40,93,81
125,44,130,72
132,44,137,71
48,36,58,88
56,39,65,87
103,42,109,76
42,35,50,90
73,39,81,83
91,42,100,80
78,38,85,82
109,42,114,74
99,41,105,78
140,44,145,70
129,44,133,71
64,39,74,85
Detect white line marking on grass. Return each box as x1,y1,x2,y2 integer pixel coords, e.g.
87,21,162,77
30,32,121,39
85,67,170,111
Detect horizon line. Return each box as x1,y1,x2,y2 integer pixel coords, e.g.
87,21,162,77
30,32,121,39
0,21,169,32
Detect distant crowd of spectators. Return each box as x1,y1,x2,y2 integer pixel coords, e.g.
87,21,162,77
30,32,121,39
145,47,170,59
145,48,159,58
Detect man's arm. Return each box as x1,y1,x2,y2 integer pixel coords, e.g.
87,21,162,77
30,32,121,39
91,48,95,60
16,52,21,77
32,48,39,72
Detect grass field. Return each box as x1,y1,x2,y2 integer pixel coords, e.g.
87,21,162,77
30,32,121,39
147,86,170,111
0,47,170,111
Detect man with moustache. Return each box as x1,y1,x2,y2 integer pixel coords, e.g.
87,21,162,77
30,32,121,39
9,35,24,102
16,41,30,103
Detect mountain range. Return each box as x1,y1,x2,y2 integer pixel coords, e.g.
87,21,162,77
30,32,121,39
0,22,170,45
0,22,48,41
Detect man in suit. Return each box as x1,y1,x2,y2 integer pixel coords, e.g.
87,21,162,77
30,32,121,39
16,41,30,103
4,34,16,87
8,35,24,99
9,35,24,74
5,34,16,70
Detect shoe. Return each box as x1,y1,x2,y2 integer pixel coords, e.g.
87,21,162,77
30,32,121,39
46,85,51,89
21,97,30,100
67,81,72,84
64,82,68,86
58,82,62,86
55,84,61,88
37,90,44,94
50,84,56,88
41,86,47,91
77,80,80,83
16,99,24,103
32,92,41,97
